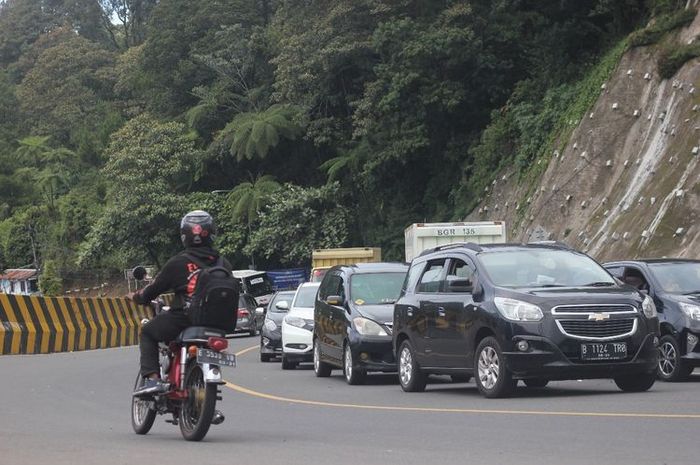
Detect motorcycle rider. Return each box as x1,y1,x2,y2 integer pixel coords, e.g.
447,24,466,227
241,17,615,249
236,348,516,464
129,210,233,397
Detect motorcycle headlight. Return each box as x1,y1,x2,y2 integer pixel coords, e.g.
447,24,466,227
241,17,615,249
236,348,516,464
642,295,657,318
264,319,277,331
284,316,306,328
679,302,700,321
353,317,388,336
494,297,543,322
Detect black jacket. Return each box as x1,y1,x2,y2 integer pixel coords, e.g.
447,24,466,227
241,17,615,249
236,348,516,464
134,247,233,310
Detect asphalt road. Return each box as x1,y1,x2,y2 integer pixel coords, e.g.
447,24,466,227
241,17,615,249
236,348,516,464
1,335,699,465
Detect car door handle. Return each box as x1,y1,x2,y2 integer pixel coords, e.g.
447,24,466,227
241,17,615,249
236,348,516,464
437,307,446,317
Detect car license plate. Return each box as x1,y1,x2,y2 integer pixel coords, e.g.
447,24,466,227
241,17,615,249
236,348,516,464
580,342,627,361
197,348,236,367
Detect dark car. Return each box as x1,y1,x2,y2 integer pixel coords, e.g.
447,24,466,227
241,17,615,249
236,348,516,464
313,263,408,384
234,293,264,337
260,290,296,362
393,242,660,398
604,259,700,381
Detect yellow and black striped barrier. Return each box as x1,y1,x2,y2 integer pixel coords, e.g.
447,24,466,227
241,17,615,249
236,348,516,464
0,294,153,355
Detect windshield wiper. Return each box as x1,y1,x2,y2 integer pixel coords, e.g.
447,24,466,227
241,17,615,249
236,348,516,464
583,281,616,287
682,290,700,295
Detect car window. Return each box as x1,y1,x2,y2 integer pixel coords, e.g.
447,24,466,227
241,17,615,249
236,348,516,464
479,249,615,288
403,262,424,294
417,260,447,293
445,258,474,293
605,266,623,279
293,285,319,308
349,272,406,305
319,273,342,301
648,262,700,294
269,292,294,312
621,267,650,291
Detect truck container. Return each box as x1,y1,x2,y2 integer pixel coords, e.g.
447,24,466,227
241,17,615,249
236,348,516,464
404,222,507,262
311,247,382,281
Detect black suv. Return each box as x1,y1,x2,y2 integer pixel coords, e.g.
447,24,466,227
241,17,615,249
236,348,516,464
313,263,408,384
393,242,660,398
604,259,700,381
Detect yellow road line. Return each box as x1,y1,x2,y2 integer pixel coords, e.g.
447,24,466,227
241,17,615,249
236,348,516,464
224,345,700,420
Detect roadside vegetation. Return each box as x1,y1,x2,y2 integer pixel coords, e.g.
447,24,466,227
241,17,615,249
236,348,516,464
0,0,694,291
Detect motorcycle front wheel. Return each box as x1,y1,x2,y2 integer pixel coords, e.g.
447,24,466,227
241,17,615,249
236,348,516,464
179,364,217,441
131,373,157,435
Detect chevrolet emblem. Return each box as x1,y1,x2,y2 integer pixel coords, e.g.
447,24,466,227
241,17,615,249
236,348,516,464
589,312,610,321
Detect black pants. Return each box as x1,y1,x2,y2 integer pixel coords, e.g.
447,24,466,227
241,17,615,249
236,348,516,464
139,310,191,377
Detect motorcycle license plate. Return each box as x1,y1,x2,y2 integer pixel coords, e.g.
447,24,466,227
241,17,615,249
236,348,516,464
197,348,236,367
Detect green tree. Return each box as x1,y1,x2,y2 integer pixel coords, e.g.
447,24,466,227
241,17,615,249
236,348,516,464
218,104,303,161
79,114,202,267
39,258,62,296
245,183,350,266
16,30,116,143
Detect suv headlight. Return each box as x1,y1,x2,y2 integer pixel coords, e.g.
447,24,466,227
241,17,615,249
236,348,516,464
284,316,306,328
494,297,543,322
264,319,277,331
641,295,657,318
353,317,388,336
679,302,700,321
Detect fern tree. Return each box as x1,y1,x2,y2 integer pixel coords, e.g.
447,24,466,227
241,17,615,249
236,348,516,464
219,105,303,161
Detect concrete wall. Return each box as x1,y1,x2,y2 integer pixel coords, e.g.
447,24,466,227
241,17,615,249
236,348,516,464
0,294,153,355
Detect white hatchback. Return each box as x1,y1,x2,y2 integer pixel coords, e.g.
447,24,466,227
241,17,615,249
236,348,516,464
281,282,320,369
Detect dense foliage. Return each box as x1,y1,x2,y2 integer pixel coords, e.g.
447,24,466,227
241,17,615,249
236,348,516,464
0,0,692,290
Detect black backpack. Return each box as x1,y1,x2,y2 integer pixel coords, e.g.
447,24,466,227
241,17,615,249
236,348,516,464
184,254,240,332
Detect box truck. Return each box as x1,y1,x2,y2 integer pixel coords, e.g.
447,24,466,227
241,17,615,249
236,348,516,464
404,222,507,262
310,247,382,281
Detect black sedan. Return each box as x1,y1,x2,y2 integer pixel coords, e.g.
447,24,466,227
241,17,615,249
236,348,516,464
260,290,296,362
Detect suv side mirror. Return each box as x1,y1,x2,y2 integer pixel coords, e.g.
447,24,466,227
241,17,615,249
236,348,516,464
275,300,289,311
447,278,473,293
472,280,485,302
326,295,343,306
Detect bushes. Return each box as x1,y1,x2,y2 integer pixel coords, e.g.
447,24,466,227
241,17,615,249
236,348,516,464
658,43,700,78
39,259,62,296
629,8,696,47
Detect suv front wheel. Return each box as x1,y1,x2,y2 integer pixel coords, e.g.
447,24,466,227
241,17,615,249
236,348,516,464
398,340,426,392
474,336,516,398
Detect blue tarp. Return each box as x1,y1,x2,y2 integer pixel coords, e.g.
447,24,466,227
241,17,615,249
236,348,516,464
266,268,309,291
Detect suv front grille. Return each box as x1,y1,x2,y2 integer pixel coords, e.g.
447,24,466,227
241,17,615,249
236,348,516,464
556,318,636,340
551,304,636,314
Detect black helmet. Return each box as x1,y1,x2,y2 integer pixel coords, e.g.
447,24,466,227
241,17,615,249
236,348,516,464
180,210,216,247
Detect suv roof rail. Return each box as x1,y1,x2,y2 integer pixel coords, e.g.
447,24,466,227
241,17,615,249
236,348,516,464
527,240,572,250
418,242,484,257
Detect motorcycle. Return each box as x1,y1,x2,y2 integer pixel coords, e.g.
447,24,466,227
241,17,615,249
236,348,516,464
130,266,236,441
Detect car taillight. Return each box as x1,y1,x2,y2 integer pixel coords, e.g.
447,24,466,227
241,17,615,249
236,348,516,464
237,308,250,318
208,337,228,352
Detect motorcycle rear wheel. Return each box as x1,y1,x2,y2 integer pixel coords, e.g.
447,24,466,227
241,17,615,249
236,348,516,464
131,373,157,435
179,364,217,441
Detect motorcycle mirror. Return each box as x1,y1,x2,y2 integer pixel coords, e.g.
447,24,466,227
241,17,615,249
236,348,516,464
132,266,147,281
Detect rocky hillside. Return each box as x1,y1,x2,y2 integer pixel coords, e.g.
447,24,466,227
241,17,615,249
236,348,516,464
468,5,700,261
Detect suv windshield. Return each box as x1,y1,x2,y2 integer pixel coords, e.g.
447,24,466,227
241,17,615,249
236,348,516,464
293,285,318,308
648,262,700,294
245,274,273,297
350,272,406,305
480,248,615,288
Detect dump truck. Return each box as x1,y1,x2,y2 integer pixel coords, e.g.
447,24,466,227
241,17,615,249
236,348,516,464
404,222,507,262
310,247,382,282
